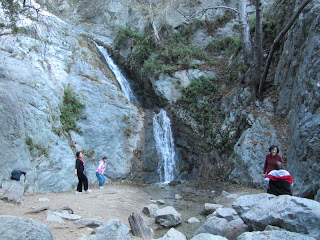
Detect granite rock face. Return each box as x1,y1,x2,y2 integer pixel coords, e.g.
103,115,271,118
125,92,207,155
0,3,144,192
274,1,320,201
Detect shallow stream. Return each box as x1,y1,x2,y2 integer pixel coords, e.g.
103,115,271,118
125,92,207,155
142,181,263,239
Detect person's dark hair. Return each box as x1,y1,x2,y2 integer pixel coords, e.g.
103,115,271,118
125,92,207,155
102,156,107,160
274,161,283,170
269,145,279,154
76,151,82,158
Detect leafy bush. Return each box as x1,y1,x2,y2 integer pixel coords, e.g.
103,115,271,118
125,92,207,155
206,36,241,54
179,76,220,135
60,88,85,133
26,137,49,157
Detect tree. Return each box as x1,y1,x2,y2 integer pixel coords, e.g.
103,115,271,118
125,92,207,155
258,0,314,98
238,0,313,100
175,0,314,102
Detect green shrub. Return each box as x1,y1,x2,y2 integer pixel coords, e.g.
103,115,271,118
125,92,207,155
179,76,220,135
26,137,49,157
60,87,85,133
206,36,241,54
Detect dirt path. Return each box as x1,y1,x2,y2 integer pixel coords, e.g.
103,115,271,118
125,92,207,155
0,181,264,240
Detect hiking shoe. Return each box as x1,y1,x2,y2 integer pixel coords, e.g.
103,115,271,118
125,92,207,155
99,186,104,189
75,191,82,195
85,189,92,193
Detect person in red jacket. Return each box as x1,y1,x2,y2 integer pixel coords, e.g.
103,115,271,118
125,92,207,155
264,161,293,196
263,145,283,174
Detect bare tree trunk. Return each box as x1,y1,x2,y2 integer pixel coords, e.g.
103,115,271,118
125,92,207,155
258,0,313,97
239,0,253,72
255,0,263,100
149,0,161,44
239,0,257,103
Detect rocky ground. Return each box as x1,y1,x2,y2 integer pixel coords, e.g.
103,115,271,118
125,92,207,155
0,181,263,240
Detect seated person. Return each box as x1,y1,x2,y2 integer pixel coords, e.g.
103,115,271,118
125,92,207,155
264,161,293,196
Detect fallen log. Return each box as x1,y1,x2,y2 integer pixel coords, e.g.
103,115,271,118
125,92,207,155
24,206,50,214
128,212,154,239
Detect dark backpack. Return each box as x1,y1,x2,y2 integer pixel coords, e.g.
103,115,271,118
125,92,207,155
11,170,27,181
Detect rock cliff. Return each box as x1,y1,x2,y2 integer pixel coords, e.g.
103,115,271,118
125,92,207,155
0,0,319,201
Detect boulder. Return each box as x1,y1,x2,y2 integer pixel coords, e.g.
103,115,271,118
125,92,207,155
232,193,320,239
1,180,25,204
190,233,228,240
154,228,186,240
212,207,238,221
89,219,133,240
237,230,316,240
142,204,159,218
155,206,182,227
0,215,53,240
202,203,224,215
194,216,230,237
229,117,282,188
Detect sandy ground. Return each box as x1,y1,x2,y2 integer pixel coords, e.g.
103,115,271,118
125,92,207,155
0,181,264,240
0,183,153,240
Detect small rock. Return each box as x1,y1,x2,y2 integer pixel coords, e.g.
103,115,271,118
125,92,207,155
157,199,165,205
175,194,182,200
39,197,50,202
187,217,200,224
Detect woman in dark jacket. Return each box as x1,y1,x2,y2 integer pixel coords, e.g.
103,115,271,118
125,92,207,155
263,145,283,174
74,151,91,194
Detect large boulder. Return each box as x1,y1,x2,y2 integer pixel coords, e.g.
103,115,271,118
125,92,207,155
194,216,230,237
155,206,182,227
1,179,25,204
191,233,228,240
154,228,186,240
232,193,320,239
0,215,53,240
86,219,133,240
229,116,282,187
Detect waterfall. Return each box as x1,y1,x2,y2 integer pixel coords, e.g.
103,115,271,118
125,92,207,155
153,109,176,184
93,42,136,102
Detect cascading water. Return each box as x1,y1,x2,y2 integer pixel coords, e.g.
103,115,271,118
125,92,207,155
93,42,136,103
153,109,176,184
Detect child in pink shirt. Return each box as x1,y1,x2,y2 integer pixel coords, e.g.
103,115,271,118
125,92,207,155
96,156,107,189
